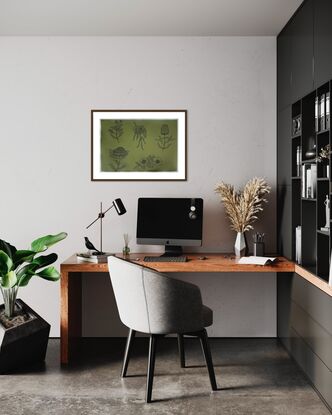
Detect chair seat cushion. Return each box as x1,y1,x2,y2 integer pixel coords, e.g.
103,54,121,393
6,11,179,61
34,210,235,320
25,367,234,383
202,305,213,327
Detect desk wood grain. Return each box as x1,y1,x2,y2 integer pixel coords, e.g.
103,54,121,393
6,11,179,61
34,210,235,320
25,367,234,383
61,253,294,273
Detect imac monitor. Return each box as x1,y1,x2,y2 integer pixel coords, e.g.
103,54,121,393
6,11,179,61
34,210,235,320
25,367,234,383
137,197,203,256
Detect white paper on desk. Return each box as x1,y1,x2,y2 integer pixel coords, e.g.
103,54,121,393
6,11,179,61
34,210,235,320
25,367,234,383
238,256,277,266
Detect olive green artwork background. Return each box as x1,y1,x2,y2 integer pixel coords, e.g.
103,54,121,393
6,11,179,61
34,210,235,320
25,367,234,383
100,119,178,172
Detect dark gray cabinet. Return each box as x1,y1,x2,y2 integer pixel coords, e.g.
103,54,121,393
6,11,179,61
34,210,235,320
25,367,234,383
291,0,314,102
277,25,292,111
314,0,332,86
277,185,292,259
277,106,291,186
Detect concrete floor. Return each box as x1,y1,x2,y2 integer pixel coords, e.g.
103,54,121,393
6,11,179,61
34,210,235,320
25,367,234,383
0,338,329,415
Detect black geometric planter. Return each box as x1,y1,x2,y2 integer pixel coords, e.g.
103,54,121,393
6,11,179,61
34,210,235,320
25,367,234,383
0,299,50,374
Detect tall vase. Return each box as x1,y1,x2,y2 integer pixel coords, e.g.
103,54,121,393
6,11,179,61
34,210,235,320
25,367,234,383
2,287,17,318
234,232,248,257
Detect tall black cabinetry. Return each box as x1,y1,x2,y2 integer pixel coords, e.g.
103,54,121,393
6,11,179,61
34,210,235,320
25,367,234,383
291,0,314,102
314,0,332,86
277,1,332,411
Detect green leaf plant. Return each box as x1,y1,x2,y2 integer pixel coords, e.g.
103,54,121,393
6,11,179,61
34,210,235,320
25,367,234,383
0,232,67,318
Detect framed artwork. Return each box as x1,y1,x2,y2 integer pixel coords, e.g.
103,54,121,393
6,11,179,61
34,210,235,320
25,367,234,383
91,110,187,181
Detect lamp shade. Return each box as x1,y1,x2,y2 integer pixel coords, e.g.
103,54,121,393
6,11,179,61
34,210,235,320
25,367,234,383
113,198,126,215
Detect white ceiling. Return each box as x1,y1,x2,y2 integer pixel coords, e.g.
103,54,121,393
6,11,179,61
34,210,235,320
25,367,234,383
0,0,303,36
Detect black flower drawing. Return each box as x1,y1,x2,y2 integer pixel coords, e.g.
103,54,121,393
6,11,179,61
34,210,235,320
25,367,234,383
109,146,128,171
133,122,147,150
108,120,123,142
136,155,162,171
155,124,174,150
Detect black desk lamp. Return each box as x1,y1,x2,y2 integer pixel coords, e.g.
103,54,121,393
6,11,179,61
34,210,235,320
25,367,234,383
85,199,126,256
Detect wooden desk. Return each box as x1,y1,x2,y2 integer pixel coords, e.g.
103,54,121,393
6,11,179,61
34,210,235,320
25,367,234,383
60,253,294,364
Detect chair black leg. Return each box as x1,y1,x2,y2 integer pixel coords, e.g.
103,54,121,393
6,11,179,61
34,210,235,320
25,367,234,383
146,334,157,403
199,329,217,391
121,328,136,378
177,334,185,368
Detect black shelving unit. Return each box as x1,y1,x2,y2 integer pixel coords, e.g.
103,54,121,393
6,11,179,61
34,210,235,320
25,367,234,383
291,81,331,282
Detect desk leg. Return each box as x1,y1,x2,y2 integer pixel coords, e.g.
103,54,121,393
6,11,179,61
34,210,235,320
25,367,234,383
61,271,82,365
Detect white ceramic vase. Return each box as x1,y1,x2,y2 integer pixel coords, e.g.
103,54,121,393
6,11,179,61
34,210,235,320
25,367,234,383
234,232,247,257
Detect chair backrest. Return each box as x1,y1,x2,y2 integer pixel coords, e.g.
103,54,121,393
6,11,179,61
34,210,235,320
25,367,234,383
108,256,204,334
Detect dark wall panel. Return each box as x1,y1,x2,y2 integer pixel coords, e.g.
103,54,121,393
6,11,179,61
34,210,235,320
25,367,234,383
277,106,292,186
277,26,292,111
277,185,292,259
289,327,332,409
314,0,332,86
291,0,314,102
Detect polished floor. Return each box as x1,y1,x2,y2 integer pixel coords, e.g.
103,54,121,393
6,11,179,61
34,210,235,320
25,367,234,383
0,338,329,415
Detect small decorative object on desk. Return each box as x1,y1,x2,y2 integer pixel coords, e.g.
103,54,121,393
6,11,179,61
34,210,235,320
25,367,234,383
215,177,271,257
122,233,130,256
239,256,277,266
253,232,265,256
321,195,330,232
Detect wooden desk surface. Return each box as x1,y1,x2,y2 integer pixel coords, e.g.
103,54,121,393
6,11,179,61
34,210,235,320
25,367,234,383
61,253,294,273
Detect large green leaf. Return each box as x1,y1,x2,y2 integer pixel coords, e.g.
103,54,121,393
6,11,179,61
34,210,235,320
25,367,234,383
36,266,60,281
0,239,16,259
31,232,67,253
0,250,13,275
16,263,39,286
2,270,17,288
13,250,36,267
32,253,58,268
16,254,59,287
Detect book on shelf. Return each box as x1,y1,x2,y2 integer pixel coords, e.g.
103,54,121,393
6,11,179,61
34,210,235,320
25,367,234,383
295,226,302,264
320,93,326,131
301,165,306,197
326,92,330,130
296,146,301,176
310,164,317,198
306,167,312,198
302,164,316,198
315,96,319,132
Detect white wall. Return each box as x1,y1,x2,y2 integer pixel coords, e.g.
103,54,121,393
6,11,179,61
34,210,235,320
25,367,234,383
0,37,276,337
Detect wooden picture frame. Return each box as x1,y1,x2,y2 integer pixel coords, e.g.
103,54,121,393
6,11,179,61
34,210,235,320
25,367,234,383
91,110,187,181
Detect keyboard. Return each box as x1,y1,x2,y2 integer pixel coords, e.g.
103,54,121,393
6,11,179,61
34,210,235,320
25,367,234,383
143,256,187,263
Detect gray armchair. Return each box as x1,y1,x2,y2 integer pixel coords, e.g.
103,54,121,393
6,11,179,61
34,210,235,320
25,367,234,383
108,255,217,403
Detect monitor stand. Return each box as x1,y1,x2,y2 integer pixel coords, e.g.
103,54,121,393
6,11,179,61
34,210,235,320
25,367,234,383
161,245,183,257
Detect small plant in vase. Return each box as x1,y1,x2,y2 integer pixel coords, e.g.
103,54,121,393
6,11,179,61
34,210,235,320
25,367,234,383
317,144,330,178
215,178,270,257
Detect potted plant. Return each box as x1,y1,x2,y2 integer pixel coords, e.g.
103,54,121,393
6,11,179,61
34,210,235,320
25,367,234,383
215,178,270,257
0,232,67,373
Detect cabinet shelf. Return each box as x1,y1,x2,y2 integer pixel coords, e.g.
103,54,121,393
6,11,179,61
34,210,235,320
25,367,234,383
317,177,329,181
302,158,316,164
302,198,317,201
316,129,329,135
292,176,301,180
317,230,330,236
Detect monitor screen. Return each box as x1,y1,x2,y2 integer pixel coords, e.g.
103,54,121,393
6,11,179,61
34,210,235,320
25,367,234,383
136,198,203,247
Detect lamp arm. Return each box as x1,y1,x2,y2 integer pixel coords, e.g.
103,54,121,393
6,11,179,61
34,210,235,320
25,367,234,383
102,204,115,215
86,216,100,229
86,204,114,229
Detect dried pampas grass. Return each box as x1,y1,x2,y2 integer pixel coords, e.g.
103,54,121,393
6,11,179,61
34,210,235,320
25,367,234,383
215,177,271,233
